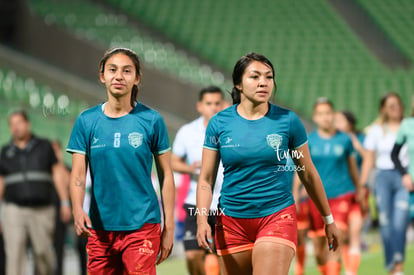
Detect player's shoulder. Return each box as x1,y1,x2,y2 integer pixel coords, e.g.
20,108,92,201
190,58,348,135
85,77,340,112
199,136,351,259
336,131,353,143
401,117,414,127
268,103,298,120
77,104,101,119
270,103,290,113
307,130,318,139
72,105,103,131
336,130,350,138
132,102,165,123
134,102,159,115
208,105,235,124
217,104,235,117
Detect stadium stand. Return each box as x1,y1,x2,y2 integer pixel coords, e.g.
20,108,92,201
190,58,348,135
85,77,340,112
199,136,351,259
26,0,414,127
28,0,230,90
98,0,414,126
356,0,414,62
0,66,87,162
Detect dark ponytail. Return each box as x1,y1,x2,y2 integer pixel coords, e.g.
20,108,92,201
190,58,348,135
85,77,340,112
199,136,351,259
131,85,139,107
231,87,241,105
231,52,276,105
340,110,357,133
99,47,142,107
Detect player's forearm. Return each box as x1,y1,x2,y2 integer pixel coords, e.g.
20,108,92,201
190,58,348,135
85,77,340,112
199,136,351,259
360,150,375,185
350,134,366,158
299,166,331,217
171,159,194,174
196,179,213,224
196,148,219,224
161,174,175,230
348,157,361,190
70,172,86,212
70,153,87,212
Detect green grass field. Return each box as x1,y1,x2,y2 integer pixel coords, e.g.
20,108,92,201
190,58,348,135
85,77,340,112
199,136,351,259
156,239,414,275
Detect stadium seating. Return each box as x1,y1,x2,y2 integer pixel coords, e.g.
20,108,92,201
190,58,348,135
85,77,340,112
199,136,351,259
99,0,414,126
29,0,230,90
29,0,414,127
0,67,86,162
356,0,414,62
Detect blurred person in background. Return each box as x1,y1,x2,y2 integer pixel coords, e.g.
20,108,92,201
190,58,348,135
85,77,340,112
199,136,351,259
335,111,365,170
52,140,89,275
172,86,224,275
67,47,174,274
197,53,339,275
360,93,408,275
335,110,366,275
173,173,190,248
0,110,71,275
307,98,364,275
51,140,72,275
390,95,414,258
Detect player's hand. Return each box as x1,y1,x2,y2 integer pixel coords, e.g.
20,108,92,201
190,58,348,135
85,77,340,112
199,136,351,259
402,174,414,192
325,222,340,252
60,205,72,224
197,221,213,252
73,207,92,237
356,187,369,216
157,226,174,265
190,161,202,174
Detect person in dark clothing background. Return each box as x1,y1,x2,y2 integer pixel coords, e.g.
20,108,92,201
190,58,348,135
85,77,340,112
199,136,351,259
0,110,71,275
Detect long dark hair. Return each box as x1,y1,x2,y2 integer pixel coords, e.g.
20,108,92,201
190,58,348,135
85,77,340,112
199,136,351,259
231,52,276,104
378,92,404,123
99,47,141,107
340,110,358,133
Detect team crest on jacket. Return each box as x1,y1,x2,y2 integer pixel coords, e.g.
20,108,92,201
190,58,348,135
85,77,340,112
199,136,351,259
266,134,283,150
128,132,143,148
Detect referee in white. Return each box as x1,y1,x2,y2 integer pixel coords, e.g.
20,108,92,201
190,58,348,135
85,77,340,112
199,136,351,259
172,86,225,275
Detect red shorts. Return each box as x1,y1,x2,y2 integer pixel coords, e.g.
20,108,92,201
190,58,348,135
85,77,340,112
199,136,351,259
87,223,161,275
215,204,297,256
296,200,310,231
309,193,352,238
